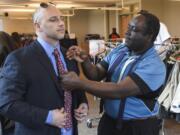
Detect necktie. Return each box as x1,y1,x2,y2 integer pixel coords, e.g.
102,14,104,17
53,48,72,129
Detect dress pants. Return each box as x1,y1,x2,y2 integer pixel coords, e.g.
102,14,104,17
98,113,161,135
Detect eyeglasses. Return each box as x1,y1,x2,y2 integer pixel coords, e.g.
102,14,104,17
38,2,65,23
40,2,56,8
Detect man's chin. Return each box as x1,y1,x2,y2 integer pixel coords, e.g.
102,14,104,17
125,42,130,48
58,35,65,40
125,43,133,51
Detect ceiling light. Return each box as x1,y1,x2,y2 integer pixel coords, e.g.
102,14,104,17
28,3,39,7
75,7,99,10
101,7,122,10
0,4,27,8
0,8,35,12
8,17,32,20
75,7,122,10
53,1,74,4
56,4,82,8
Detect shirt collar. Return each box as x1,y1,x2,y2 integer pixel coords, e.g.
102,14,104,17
125,45,156,59
37,37,61,57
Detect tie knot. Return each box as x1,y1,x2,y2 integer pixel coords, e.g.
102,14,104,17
53,48,60,56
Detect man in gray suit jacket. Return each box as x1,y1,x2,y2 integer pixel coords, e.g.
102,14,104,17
0,2,88,135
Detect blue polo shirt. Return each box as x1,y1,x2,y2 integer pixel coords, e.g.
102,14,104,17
100,44,166,120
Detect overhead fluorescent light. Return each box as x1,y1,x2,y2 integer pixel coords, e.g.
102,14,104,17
0,4,27,8
53,1,74,4
56,4,82,8
75,7,122,10
101,7,122,10
0,8,35,12
74,7,99,10
8,17,32,20
27,3,39,7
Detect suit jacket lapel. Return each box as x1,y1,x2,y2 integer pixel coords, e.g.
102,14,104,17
32,40,64,97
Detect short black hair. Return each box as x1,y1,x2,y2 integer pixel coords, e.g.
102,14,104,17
138,10,160,42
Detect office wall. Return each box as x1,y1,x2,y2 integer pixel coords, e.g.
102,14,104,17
70,10,114,44
69,10,89,45
109,10,116,35
141,0,163,20
0,19,3,31
141,0,180,37
1,10,107,45
163,0,180,37
2,19,34,34
88,10,105,38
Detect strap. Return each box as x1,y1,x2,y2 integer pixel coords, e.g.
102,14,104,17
106,48,127,81
100,48,127,113
116,57,141,130
116,98,126,130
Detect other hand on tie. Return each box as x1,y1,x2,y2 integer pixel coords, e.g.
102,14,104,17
61,72,81,90
66,46,89,62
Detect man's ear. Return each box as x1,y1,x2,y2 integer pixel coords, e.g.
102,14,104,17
34,23,42,32
147,34,153,43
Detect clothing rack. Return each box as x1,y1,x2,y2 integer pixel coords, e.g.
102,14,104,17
158,48,180,121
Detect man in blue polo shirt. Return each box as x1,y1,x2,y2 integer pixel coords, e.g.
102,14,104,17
61,10,166,135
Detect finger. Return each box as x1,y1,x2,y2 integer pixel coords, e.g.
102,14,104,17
66,51,76,58
66,51,73,57
59,107,64,113
67,47,78,54
75,106,88,113
69,46,82,55
76,52,81,56
74,115,82,121
67,49,76,54
74,112,82,118
59,116,67,126
79,109,88,114
58,122,66,128
67,53,78,60
75,111,87,119
74,111,87,118
74,108,80,113
69,46,78,50
74,109,85,115
75,115,86,122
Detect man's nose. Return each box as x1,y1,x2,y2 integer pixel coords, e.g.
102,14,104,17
125,29,131,37
58,19,64,26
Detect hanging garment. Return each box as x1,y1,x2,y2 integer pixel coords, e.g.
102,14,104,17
158,62,180,110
